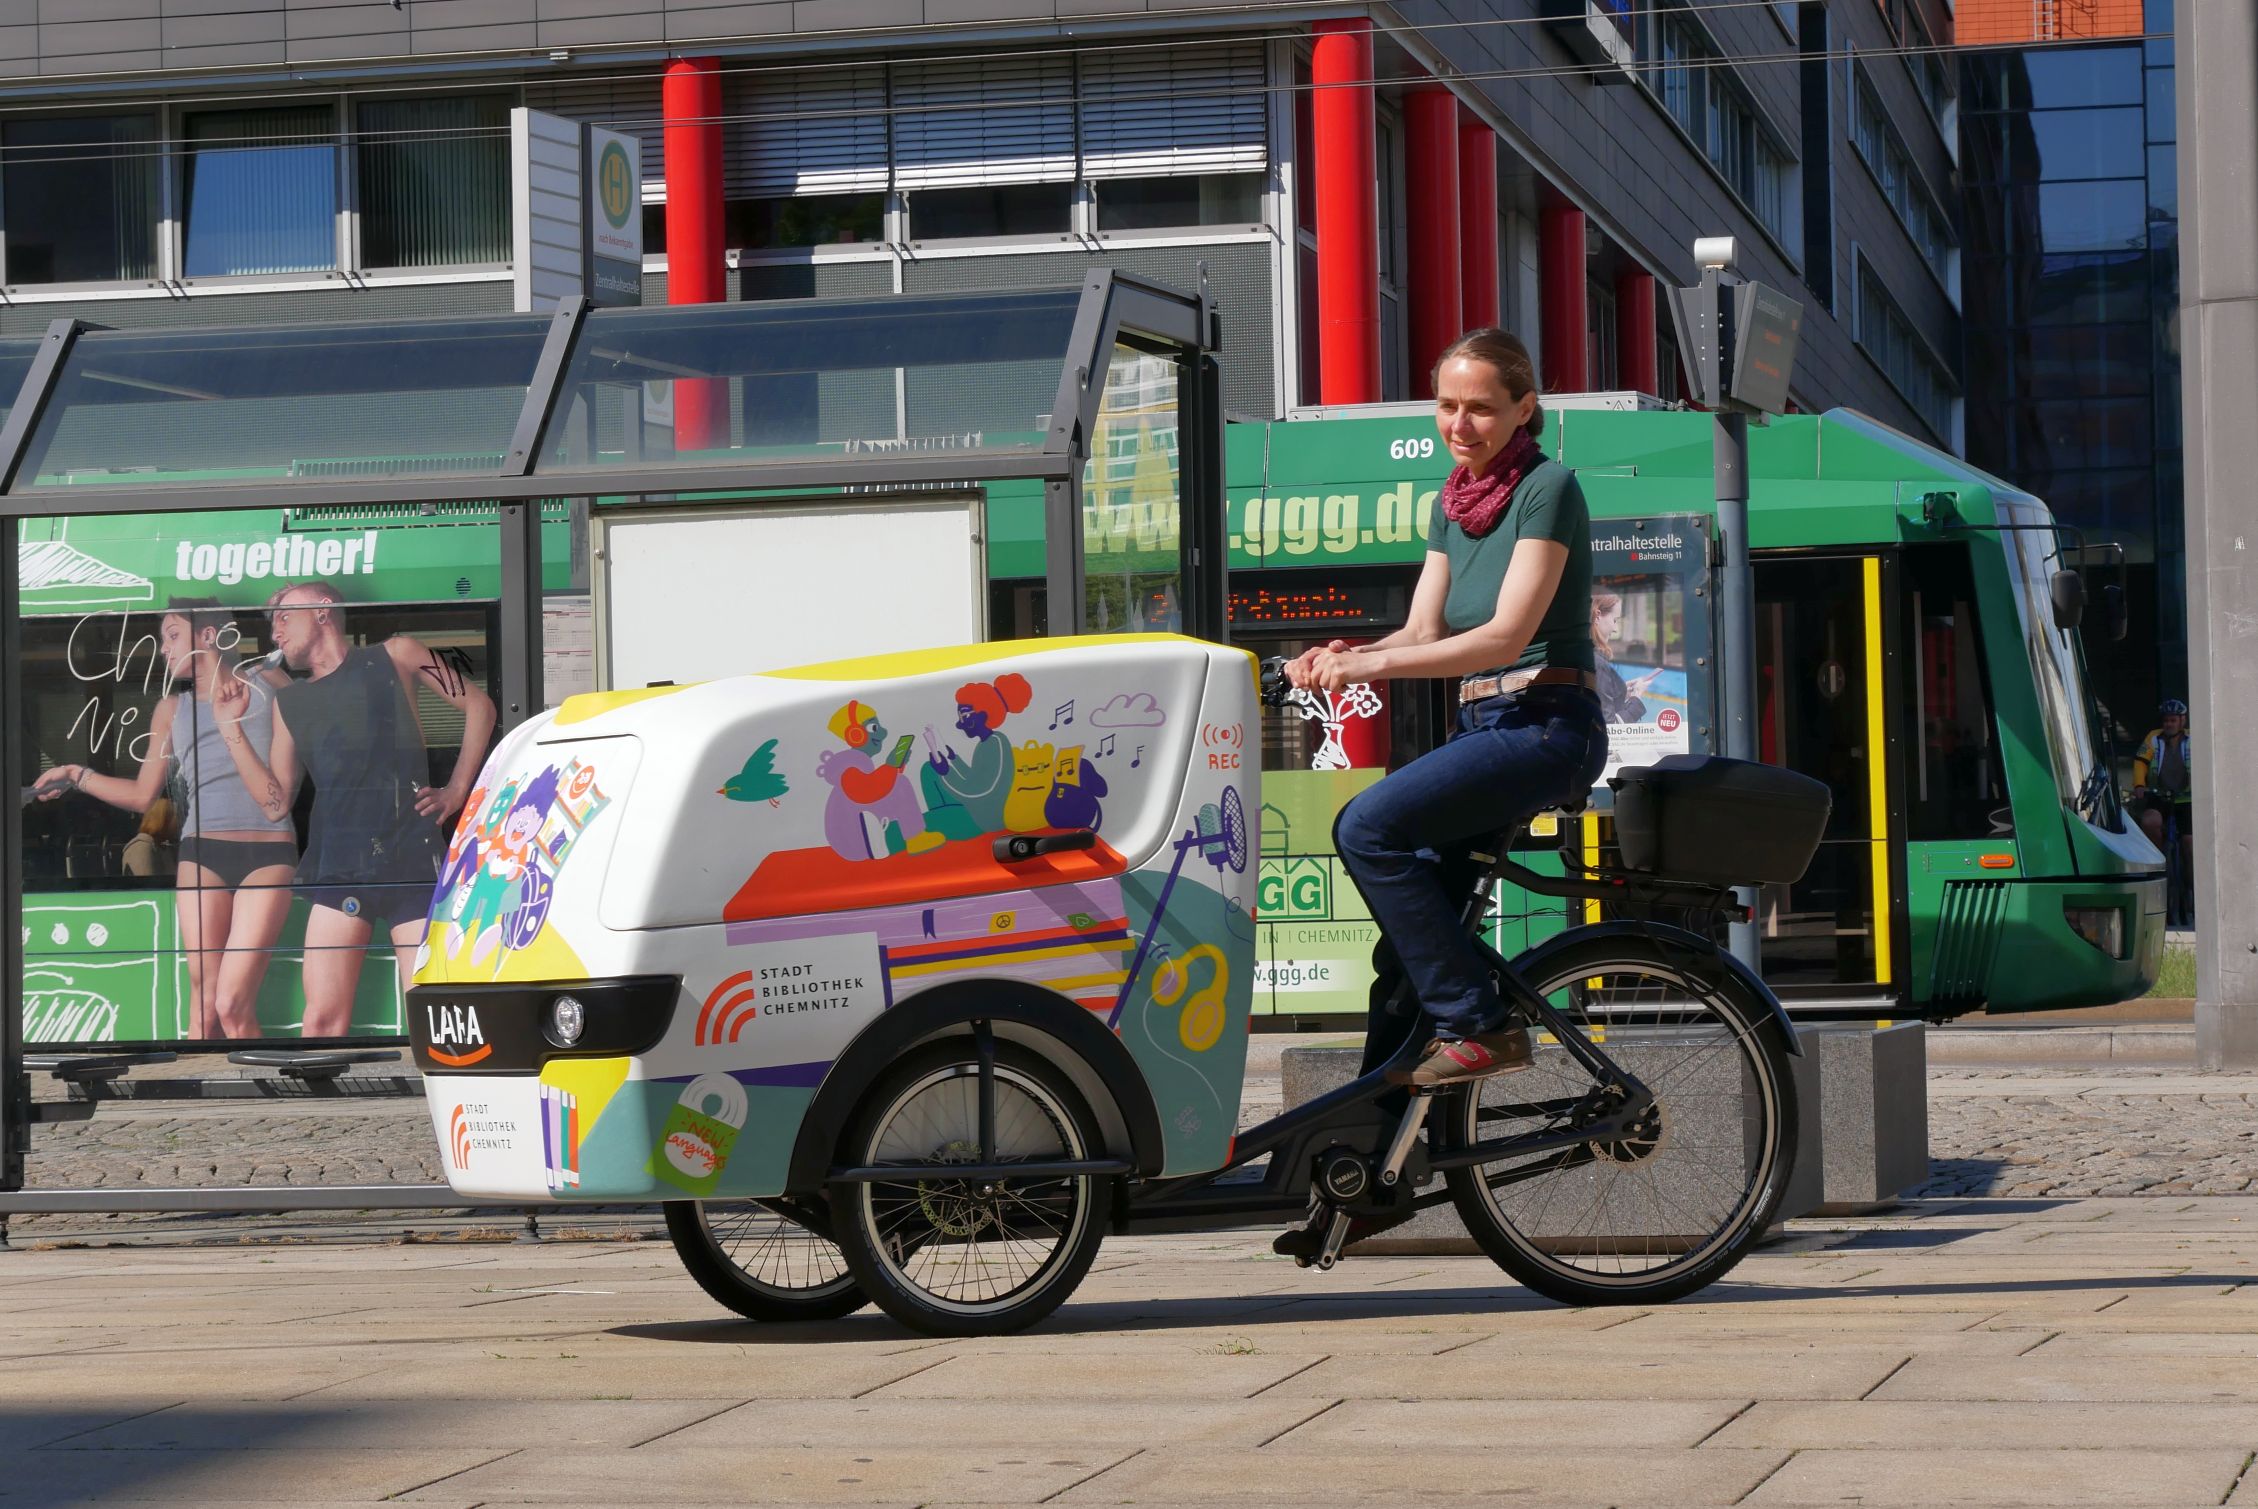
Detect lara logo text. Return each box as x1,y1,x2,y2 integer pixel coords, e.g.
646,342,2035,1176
424,1002,492,1067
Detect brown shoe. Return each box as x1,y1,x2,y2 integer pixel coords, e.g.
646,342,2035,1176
1387,1028,1534,1089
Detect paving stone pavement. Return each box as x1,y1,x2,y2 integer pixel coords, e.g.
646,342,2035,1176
18,1051,2258,1221
7,1196,2258,1504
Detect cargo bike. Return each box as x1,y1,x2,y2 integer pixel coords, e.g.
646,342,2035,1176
409,634,1829,1336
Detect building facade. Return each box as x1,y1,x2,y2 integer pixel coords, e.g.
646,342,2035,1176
0,1,1958,441
1959,0,2180,745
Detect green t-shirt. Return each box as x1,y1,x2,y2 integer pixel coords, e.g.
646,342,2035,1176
1426,456,1595,675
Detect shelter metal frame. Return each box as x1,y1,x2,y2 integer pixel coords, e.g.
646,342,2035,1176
0,267,1225,1203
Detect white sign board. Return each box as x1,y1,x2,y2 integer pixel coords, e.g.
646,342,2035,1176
595,499,986,690
511,108,583,313
586,124,644,306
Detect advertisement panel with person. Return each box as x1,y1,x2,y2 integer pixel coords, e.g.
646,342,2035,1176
15,508,573,1048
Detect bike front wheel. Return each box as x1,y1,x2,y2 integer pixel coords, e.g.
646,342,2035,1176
664,1200,866,1322
1442,932,1799,1306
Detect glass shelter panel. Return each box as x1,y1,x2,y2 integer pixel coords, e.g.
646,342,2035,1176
14,317,555,489
12,507,529,1048
1081,345,1183,633
539,291,1082,472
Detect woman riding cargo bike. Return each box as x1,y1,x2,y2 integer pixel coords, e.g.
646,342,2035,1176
410,327,1831,1337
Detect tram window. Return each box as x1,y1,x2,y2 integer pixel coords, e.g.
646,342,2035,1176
1904,546,2011,840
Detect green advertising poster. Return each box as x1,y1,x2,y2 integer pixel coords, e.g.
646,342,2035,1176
17,506,576,1048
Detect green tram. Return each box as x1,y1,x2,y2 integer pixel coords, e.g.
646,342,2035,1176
14,400,2159,1046
1219,401,2165,1023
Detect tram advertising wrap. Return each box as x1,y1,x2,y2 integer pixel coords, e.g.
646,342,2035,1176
16,509,572,1048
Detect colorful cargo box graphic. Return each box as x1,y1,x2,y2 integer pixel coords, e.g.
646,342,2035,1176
421,636,1259,1199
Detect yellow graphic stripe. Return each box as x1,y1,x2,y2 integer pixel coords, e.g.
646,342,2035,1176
760,633,1226,683
1042,971,1131,991
553,681,694,726
888,939,1133,977
1863,555,1893,989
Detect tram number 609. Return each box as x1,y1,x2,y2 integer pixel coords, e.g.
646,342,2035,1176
1387,436,1436,461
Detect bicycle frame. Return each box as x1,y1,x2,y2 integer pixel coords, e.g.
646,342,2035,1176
1115,841,1771,1236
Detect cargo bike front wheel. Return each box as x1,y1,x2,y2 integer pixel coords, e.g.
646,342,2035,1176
829,1040,1111,1336
664,1200,866,1322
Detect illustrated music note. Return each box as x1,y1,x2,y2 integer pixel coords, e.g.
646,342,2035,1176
1131,743,1144,768
1050,699,1075,730
1094,733,1116,758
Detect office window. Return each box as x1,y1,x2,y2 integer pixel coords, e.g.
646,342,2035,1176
1853,69,1955,267
728,193,886,248
1,115,158,285
1858,258,1955,440
907,182,1071,239
183,105,338,278
1648,6,1791,240
1095,173,1264,231
356,96,510,269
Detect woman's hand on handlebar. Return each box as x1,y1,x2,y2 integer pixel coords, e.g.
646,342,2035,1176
1282,641,1351,692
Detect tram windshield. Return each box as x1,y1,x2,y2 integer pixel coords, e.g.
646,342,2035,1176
1998,496,2120,829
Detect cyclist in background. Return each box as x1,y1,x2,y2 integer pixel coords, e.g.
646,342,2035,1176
2131,698,2194,925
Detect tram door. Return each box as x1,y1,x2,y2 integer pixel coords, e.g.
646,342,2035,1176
1752,552,1906,1005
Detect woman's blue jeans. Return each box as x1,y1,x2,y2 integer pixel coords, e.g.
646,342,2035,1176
1334,685,1607,1042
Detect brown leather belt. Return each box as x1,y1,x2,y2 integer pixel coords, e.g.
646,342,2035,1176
1459,666,1599,705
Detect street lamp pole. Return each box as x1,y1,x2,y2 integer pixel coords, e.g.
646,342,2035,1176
1670,236,1800,972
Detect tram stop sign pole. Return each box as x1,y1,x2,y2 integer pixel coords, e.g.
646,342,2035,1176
1666,237,1804,971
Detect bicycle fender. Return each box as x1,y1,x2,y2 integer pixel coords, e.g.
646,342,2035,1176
783,979,1169,1194
1508,921,1805,1057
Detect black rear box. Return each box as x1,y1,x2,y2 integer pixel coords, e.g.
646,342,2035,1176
1609,755,1832,887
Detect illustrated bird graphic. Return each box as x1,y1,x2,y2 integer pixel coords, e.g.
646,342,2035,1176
719,739,789,805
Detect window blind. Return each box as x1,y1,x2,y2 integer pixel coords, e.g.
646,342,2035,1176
892,55,1075,189
524,72,665,199
727,66,889,198
1078,43,1268,179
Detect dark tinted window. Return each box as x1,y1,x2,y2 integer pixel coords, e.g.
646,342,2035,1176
1,115,158,285
908,183,1071,240
1904,546,2011,842
727,193,885,249
1095,174,1263,232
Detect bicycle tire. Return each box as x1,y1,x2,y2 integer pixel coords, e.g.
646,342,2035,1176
663,1200,867,1323
829,1040,1109,1337
1441,931,1799,1306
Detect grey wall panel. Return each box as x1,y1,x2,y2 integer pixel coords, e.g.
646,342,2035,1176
162,9,287,47
0,0,33,25
284,3,410,43
47,0,158,24
791,0,906,33
160,41,289,67
41,19,163,58
537,12,664,46
0,279,511,335
665,2,791,41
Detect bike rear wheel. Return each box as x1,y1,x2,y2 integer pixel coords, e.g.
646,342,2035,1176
1442,932,1798,1306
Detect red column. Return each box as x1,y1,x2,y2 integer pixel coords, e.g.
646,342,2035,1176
1403,86,1460,399
663,56,727,452
1538,202,1588,394
1457,112,1499,331
1311,19,1380,405
1614,265,1658,397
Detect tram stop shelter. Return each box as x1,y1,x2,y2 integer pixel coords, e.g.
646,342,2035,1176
0,270,1227,1197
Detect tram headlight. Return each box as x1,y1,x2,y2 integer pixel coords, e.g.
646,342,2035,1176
2064,906,2126,960
545,994,588,1048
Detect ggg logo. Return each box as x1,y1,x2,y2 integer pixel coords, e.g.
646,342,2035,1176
1256,858,1331,920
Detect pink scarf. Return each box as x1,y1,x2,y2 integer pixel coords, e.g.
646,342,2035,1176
1440,428,1543,540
